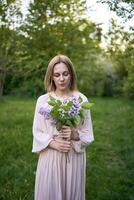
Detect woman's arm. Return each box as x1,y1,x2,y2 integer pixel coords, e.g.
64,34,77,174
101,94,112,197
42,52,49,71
32,96,71,153
32,96,53,153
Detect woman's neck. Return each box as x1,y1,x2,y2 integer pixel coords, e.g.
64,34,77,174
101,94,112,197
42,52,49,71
54,89,73,98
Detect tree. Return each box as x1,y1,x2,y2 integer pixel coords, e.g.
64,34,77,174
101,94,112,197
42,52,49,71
0,0,22,96
16,0,102,96
122,37,134,99
97,0,134,21
0,0,106,97
104,19,134,98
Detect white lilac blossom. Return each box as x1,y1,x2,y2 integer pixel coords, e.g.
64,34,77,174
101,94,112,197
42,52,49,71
58,108,66,117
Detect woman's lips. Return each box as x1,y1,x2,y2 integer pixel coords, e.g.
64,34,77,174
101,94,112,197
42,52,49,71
59,83,65,87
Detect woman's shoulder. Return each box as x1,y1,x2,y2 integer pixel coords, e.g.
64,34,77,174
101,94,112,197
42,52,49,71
36,93,50,104
75,91,88,102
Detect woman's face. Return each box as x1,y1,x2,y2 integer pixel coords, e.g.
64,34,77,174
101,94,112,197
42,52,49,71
53,62,71,92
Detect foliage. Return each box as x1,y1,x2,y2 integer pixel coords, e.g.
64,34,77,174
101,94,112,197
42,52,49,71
123,44,134,99
104,19,134,98
17,0,102,97
0,96,134,199
42,95,93,130
97,0,134,21
0,1,133,99
0,0,22,96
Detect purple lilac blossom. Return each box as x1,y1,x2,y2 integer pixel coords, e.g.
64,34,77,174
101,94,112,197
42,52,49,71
49,118,57,125
68,97,81,117
71,96,80,108
38,107,56,125
38,107,51,120
68,105,79,117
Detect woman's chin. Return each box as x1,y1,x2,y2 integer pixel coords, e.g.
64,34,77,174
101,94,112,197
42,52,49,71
60,87,67,91
58,85,69,91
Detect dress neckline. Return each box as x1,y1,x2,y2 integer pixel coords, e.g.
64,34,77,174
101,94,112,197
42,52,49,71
49,91,80,101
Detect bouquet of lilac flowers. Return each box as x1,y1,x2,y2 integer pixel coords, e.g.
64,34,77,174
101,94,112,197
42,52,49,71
39,95,94,131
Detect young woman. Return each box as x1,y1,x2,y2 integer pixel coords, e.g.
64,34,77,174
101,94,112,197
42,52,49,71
32,54,94,200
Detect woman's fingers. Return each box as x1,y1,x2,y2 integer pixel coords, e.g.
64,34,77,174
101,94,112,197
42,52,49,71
61,130,71,133
61,126,72,132
49,140,71,152
61,125,70,129
57,139,71,146
60,132,71,136
63,140,71,146
60,133,71,140
60,127,72,140
58,140,71,152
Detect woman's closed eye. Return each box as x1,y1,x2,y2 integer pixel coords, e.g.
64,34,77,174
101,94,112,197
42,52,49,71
54,71,69,77
53,73,60,77
63,71,69,76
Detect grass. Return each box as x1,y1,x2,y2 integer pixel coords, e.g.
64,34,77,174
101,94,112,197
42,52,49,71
0,96,134,200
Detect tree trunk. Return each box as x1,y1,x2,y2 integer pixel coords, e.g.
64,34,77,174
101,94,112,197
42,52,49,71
0,69,6,97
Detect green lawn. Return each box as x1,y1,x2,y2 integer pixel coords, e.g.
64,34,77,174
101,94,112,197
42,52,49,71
0,96,134,200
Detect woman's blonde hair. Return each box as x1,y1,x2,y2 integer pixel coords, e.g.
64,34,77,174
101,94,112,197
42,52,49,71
44,54,77,92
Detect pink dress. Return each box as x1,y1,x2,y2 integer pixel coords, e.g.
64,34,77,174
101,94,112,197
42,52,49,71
32,91,94,200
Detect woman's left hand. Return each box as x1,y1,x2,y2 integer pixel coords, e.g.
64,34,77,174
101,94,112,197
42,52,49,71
59,125,72,141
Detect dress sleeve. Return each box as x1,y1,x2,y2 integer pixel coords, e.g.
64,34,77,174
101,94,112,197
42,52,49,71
71,96,94,153
32,96,53,153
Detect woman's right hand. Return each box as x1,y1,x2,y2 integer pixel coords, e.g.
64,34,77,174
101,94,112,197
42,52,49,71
49,139,71,153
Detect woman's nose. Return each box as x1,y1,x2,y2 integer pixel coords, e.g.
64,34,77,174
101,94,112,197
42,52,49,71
59,75,64,81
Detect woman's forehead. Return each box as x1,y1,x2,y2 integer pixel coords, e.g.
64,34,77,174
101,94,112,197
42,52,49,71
53,62,69,73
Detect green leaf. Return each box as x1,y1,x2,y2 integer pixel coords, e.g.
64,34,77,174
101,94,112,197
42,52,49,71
48,100,56,106
50,107,59,118
56,121,63,131
48,95,58,106
49,95,56,101
78,96,83,103
67,101,73,107
79,110,85,119
74,115,81,125
81,102,94,109
56,100,62,105
65,120,74,127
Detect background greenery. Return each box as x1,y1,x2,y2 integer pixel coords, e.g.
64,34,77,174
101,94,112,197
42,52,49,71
0,0,134,99
0,0,134,199
0,96,133,200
